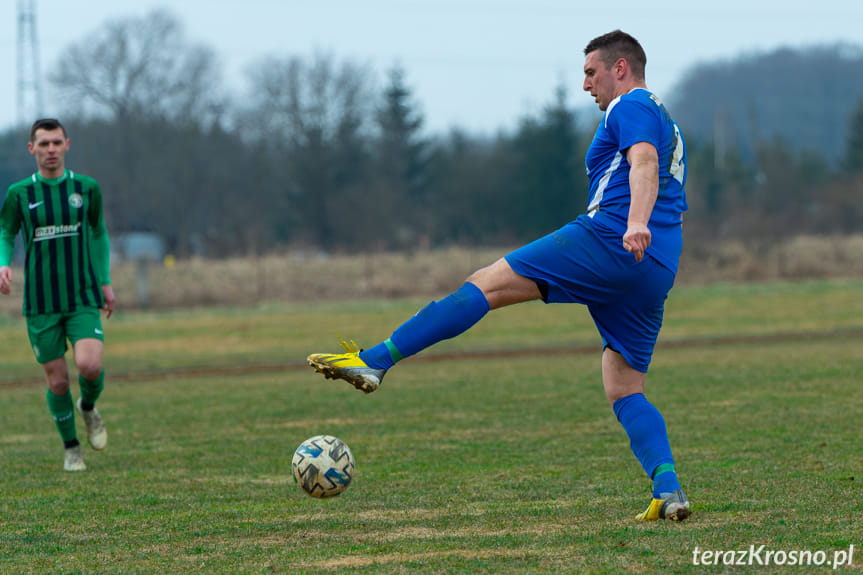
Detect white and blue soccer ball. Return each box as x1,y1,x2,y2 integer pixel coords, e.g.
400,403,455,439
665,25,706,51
292,435,355,498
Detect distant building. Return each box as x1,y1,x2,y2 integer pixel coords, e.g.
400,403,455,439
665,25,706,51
115,232,165,262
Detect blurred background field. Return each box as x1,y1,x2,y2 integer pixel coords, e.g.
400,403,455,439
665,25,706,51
2,235,862,317
0,249,861,386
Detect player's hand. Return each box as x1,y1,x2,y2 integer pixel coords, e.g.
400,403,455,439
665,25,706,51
102,285,115,319
0,266,12,295
623,223,651,262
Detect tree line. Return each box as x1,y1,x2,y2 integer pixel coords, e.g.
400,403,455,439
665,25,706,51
1,9,861,258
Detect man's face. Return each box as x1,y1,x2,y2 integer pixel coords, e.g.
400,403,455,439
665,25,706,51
583,49,617,111
28,127,69,175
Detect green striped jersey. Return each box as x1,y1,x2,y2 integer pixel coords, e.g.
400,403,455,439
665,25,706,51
1,170,108,315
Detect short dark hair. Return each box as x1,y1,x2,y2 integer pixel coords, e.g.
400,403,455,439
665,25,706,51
584,30,646,80
30,118,67,142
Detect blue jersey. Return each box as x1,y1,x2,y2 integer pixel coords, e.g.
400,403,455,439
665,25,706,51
584,88,688,273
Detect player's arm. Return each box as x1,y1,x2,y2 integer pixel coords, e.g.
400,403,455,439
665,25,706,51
91,219,115,318
0,192,21,295
624,141,659,262
0,228,14,295
88,181,115,317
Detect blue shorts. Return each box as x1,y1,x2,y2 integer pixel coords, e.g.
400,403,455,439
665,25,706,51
504,215,676,372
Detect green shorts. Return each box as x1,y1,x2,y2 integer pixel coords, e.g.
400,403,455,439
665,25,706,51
26,307,104,364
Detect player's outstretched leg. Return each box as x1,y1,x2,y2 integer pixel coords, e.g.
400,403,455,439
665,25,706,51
307,282,490,393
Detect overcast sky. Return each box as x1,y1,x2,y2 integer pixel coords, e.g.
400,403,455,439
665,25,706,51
2,0,862,136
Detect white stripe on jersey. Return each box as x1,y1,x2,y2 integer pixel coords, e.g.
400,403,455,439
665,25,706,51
587,150,623,214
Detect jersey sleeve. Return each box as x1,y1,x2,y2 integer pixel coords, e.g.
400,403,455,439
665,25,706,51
87,180,112,285
0,228,14,267
0,188,21,267
606,99,661,153
87,179,105,230
91,224,112,286
0,187,22,237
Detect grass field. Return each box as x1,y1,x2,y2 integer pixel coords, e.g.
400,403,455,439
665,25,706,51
1,279,862,574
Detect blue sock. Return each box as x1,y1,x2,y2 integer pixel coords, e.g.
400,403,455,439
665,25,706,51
360,282,490,370
612,393,681,498
653,469,680,497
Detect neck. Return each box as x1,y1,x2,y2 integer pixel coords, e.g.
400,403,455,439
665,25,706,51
617,80,647,96
38,167,66,180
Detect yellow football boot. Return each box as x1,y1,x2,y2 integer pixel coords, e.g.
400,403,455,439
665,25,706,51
636,489,691,522
307,338,386,393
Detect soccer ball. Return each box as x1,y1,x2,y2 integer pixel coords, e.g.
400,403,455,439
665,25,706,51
292,435,355,498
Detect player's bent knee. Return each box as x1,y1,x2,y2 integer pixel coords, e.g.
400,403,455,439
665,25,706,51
47,379,71,395
76,362,103,381
468,259,541,309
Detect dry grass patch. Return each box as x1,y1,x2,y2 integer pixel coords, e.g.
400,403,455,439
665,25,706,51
2,236,859,315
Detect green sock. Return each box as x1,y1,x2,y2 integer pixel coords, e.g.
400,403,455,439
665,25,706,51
46,388,77,443
79,369,105,406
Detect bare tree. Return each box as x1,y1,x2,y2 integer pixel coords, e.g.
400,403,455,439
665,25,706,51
51,9,224,125
46,9,231,250
239,53,376,249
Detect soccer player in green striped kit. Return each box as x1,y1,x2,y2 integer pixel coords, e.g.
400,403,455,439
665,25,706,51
0,118,115,471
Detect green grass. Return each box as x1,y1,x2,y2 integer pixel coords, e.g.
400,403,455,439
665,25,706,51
1,279,862,573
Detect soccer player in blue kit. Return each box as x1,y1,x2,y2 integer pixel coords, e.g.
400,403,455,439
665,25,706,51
308,30,690,521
